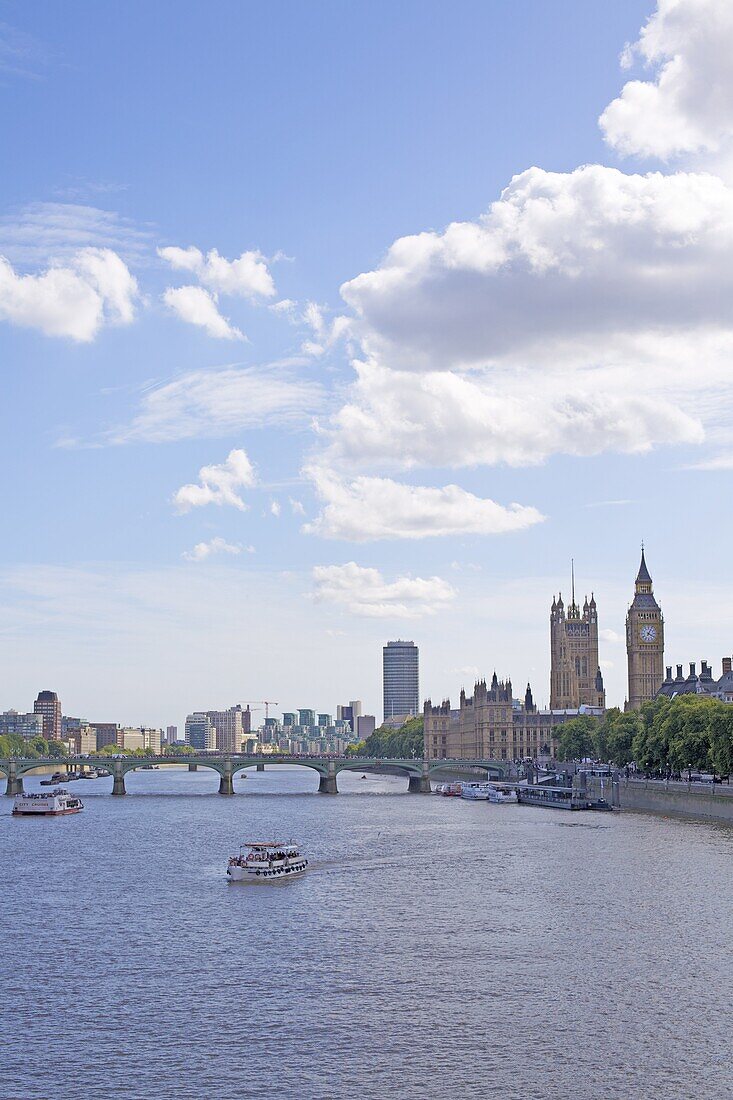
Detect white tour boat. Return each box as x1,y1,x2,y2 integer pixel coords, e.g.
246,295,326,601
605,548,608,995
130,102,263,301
12,788,84,816
227,841,308,882
487,784,518,804
461,782,492,800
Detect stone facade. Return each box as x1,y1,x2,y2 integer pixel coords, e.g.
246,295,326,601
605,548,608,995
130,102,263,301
423,674,589,762
626,549,664,710
549,578,605,710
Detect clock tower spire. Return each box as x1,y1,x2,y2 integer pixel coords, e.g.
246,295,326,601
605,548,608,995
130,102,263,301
626,547,664,710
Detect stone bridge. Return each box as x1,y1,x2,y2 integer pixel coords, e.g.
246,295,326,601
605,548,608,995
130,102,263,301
0,755,510,797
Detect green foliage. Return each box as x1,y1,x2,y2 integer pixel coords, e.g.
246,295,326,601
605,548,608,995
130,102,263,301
556,716,597,762
349,716,424,758
0,734,69,759
604,710,640,767
631,694,733,776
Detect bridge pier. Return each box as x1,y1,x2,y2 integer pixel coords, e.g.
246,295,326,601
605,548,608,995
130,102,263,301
409,763,432,793
112,762,126,796
218,763,234,796
188,763,197,771
4,764,23,796
256,758,265,772
319,761,338,794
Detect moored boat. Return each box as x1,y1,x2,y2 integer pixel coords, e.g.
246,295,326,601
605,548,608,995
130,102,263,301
517,785,590,810
488,784,519,804
461,782,492,800
12,789,84,816
227,841,308,882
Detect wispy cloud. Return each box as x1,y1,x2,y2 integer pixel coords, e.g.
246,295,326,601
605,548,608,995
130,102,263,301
107,363,324,444
182,537,253,562
312,561,456,618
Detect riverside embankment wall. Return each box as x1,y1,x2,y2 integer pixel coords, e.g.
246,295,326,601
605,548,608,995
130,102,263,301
587,776,733,824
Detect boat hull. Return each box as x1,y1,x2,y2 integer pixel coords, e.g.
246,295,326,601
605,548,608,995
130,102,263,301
12,806,83,816
227,864,307,882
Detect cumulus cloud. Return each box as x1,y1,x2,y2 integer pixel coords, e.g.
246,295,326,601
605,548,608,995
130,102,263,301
110,364,323,444
600,0,733,159
0,247,138,340
162,285,244,340
341,165,733,373
270,500,282,517
173,449,256,512
320,360,702,472
321,163,733,470
158,245,276,299
312,562,456,618
303,465,544,541
182,537,249,562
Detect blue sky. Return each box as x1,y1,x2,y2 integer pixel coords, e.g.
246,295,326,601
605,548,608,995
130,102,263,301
2,0,732,728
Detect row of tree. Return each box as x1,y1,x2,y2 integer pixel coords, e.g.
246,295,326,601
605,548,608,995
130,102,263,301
557,694,733,777
0,734,69,759
347,716,424,759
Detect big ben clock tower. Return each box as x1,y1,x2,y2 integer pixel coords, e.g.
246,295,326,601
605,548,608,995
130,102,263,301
626,548,664,710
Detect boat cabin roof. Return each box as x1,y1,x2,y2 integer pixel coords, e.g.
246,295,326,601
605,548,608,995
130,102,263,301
242,841,292,849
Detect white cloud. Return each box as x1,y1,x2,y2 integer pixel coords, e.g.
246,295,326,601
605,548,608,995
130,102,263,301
173,449,256,513
322,163,733,471
0,247,138,340
270,500,282,517
110,364,323,444
289,498,305,516
0,202,151,266
600,629,622,644
182,537,247,562
600,0,733,159
341,165,733,374
312,562,456,618
320,359,702,472
303,465,544,541
299,300,350,356
158,245,276,299
162,285,244,340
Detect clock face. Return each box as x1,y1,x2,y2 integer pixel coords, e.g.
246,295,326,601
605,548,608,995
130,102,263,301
640,625,657,643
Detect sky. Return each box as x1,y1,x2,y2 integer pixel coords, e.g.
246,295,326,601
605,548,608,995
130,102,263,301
2,0,733,729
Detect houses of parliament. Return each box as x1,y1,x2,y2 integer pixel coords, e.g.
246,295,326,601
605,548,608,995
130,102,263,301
423,551,665,762
550,550,664,712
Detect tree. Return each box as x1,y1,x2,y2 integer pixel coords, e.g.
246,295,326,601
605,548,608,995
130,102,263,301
663,696,718,775
605,711,640,767
352,716,425,758
709,709,733,777
556,716,597,762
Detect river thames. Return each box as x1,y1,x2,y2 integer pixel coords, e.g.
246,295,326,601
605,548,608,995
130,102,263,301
1,766,732,1099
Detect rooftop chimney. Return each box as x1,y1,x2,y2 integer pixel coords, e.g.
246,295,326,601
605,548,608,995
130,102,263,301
723,657,732,675
676,665,684,679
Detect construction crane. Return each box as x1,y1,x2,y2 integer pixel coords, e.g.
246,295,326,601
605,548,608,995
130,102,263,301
242,700,279,722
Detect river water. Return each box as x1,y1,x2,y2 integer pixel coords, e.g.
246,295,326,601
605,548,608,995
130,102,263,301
1,765,732,1100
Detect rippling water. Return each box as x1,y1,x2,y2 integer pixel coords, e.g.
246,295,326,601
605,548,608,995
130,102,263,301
2,765,732,1100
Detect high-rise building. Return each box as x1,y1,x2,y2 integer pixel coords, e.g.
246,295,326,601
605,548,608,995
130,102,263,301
166,725,178,743
92,723,122,749
626,548,664,710
0,711,44,739
282,712,297,728
549,567,605,710
356,714,376,739
383,640,419,721
34,690,62,741
185,713,216,751
317,713,332,728
206,705,246,754
298,709,316,728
